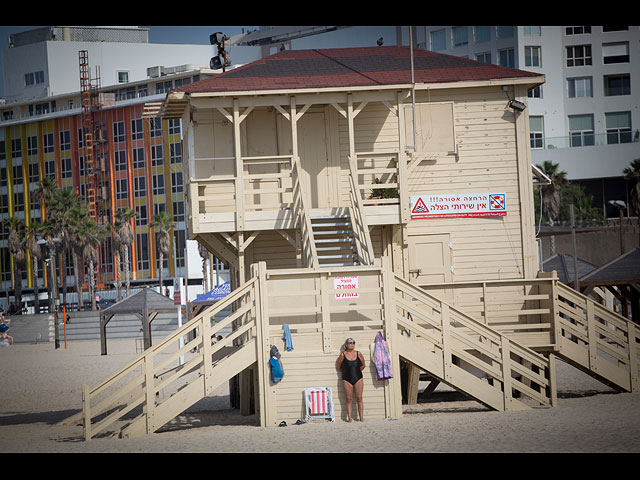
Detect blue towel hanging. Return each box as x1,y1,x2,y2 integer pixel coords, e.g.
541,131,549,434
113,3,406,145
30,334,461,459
282,324,294,351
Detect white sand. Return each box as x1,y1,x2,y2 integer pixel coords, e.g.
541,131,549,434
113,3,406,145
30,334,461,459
1,339,639,453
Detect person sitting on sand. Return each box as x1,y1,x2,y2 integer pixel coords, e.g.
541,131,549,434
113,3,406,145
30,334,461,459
0,331,12,347
336,338,365,422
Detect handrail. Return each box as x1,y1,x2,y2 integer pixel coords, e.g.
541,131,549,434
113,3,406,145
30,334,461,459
291,155,319,269
347,156,374,265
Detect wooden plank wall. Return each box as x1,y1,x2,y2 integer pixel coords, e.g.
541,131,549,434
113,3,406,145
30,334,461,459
332,86,528,284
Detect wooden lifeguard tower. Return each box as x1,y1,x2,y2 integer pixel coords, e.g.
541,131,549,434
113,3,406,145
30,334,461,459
78,47,639,440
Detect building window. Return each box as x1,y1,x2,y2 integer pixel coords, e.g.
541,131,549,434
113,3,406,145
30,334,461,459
113,121,126,143
523,26,541,36
605,112,632,144
172,201,184,223
602,26,628,32
134,176,146,198
28,162,40,183
168,119,181,136
153,202,166,216
171,171,183,194
474,26,490,43
170,142,182,164
528,85,542,98
529,116,544,149
59,130,71,151
133,147,145,169
136,233,149,271
135,205,148,227
60,157,72,178
12,163,23,183
569,114,595,147
151,145,164,166
115,178,128,200
174,229,186,268
604,74,631,96
475,52,491,64
117,71,129,84
524,46,541,67
430,30,446,51
602,42,629,64
498,48,515,67
496,26,514,38
44,160,55,178
11,138,21,159
568,77,593,98
152,174,165,196
452,27,468,47
149,118,162,137
566,26,591,35
24,70,44,86
155,81,173,95
27,136,38,156
43,133,54,153
566,45,592,67
131,118,144,140
114,150,127,171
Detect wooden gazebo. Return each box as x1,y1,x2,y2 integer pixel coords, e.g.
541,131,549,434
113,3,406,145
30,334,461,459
100,288,178,355
579,248,640,323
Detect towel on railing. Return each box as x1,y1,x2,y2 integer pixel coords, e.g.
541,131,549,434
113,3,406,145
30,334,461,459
282,324,294,351
373,331,393,381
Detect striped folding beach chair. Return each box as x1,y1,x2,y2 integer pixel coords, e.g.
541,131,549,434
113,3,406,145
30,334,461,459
305,387,335,422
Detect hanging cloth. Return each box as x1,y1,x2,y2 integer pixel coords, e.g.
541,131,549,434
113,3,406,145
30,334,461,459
282,324,294,351
373,331,393,380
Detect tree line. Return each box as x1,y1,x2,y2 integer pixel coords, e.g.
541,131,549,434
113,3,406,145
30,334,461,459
3,177,175,313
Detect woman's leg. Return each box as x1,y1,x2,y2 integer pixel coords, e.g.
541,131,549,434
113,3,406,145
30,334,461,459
353,378,364,421
342,380,354,421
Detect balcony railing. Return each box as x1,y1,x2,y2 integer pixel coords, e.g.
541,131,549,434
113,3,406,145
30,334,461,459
532,130,639,150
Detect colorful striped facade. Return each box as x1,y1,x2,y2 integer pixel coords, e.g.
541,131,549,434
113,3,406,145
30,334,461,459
0,99,188,300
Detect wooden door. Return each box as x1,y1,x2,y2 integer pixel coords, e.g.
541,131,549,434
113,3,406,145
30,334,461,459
297,111,330,208
407,233,452,285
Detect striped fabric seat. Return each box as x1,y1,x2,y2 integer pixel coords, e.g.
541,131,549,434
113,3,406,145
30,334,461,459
305,387,335,422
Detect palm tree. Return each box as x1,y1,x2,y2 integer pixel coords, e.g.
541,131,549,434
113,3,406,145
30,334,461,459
79,218,106,311
150,212,175,293
25,222,43,314
48,187,78,307
67,202,90,310
536,161,568,255
4,217,25,311
623,158,640,217
114,207,137,297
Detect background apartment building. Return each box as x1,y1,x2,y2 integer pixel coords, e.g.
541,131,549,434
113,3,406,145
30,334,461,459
414,26,640,218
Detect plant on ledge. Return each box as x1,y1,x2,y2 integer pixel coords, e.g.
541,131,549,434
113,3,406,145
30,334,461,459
370,177,399,199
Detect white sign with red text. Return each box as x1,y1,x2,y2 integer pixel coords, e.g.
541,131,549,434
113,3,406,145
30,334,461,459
334,276,359,299
410,193,507,219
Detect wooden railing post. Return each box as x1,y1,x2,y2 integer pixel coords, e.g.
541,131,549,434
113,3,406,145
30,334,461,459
82,384,91,441
441,303,452,384
144,354,155,434
253,261,273,426
629,323,639,392
381,257,402,419
500,336,513,411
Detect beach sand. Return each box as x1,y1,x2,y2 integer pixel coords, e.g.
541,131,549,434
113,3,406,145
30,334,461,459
1,338,639,453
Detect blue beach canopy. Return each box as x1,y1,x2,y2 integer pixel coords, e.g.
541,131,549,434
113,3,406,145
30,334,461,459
192,281,231,303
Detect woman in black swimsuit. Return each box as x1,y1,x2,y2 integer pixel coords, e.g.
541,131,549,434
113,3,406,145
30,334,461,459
336,338,365,422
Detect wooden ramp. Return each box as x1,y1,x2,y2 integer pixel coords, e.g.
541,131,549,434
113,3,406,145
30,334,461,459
388,274,556,411
80,276,263,440
553,282,639,393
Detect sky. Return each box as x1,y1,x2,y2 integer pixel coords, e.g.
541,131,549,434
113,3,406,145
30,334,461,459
0,25,254,98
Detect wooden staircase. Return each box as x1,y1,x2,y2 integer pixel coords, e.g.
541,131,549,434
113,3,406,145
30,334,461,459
386,272,556,412
311,214,358,267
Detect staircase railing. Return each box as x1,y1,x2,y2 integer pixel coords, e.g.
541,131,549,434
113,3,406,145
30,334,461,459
388,272,556,411
291,155,319,269
81,276,260,440
347,156,374,265
555,282,639,392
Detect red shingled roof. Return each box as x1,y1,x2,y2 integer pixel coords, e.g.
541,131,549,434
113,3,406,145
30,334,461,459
176,46,542,94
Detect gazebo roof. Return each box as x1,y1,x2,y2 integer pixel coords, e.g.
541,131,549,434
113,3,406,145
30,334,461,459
542,254,598,286
579,248,640,287
101,287,177,316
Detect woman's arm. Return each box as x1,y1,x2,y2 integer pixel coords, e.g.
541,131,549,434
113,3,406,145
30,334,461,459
358,351,365,370
336,352,345,371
